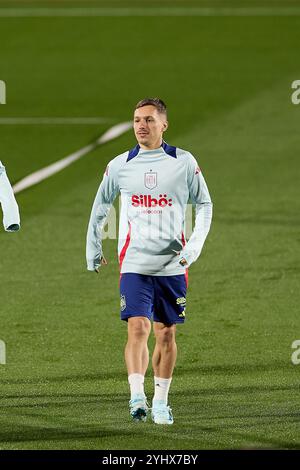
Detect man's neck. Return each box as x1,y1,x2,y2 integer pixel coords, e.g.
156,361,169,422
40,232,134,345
139,139,163,151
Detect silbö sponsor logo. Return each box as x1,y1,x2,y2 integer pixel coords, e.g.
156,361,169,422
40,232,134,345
131,194,173,208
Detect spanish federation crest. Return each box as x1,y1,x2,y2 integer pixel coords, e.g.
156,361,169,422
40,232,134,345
144,171,157,190
120,295,126,311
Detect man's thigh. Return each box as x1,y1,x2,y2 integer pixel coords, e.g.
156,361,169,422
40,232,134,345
120,273,154,321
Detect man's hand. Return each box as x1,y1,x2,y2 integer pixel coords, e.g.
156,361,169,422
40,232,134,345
95,256,108,273
172,249,188,267
179,258,188,266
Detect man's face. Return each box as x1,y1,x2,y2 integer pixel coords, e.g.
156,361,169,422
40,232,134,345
133,105,168,148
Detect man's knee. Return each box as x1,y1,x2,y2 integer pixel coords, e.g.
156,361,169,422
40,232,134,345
155,324,176,346
128,316,151,340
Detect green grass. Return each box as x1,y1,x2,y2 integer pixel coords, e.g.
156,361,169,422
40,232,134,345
0,0,300,450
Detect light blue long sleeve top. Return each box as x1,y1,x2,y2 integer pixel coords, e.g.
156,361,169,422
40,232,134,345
86,142,212,275
0,161,20,232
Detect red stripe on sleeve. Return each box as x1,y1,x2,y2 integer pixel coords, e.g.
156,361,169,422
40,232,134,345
181,231,188,287
119,223,131,270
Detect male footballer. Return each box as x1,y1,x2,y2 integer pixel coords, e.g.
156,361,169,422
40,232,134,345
0,161,20,232
86,98,212,424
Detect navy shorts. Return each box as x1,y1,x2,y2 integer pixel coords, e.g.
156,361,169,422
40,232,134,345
120,273,188,325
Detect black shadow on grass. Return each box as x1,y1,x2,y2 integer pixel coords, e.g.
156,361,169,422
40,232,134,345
175,360,293,376
2,380,299,404
0,360,293,386
0,426,135,444
227,430,300,450
0,392,128,408
0,370,127,385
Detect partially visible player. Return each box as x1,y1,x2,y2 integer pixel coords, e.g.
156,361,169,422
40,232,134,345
86,98,212,425
0,161,20,232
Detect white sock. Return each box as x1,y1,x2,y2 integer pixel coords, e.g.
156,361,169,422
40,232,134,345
153,376,172,404
128,373,145,399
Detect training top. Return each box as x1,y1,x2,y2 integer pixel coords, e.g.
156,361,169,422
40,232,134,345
0,161,20,232
86,142,213,276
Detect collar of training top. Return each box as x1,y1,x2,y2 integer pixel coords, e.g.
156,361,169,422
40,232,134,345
127,141,177,162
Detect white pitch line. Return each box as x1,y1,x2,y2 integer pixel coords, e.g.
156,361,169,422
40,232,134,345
0,117,114,125
0,7,300,17
13,121,132,194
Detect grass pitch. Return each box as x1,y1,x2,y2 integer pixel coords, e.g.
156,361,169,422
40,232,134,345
0,0,300,450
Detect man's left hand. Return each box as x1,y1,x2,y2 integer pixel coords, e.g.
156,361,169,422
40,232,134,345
179,258,188,266
172,249,188,267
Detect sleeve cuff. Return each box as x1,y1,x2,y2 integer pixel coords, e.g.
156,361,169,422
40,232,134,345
87,260,101,271
178,249,195,268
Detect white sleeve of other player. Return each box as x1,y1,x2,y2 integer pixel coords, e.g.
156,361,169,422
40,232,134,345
86,161,119,271
0,162,20,232
179,154,213,267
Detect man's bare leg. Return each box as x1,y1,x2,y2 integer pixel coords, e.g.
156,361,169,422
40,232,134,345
151,322,177,424
125,316,151,398
152,322,177,380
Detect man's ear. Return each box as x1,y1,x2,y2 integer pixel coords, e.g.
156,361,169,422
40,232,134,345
162,120,169,132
